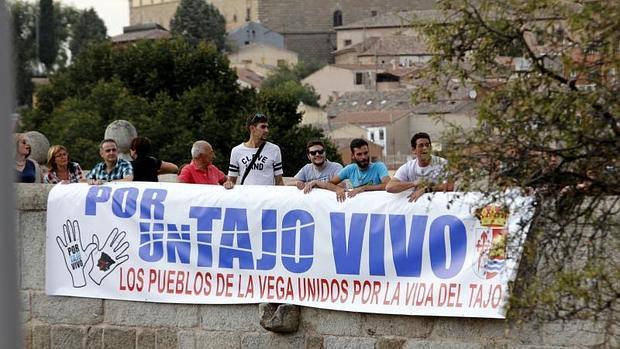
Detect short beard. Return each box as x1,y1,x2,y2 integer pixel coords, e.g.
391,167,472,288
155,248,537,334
354,159,369,169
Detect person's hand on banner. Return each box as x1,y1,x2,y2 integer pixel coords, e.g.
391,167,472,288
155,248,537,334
55,220,97,288
88,227,129,285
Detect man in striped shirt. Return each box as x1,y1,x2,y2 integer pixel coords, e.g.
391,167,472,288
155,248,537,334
224,113,284,188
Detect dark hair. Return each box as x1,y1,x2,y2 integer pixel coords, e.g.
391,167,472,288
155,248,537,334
130,136,152,157
246,113,269,127
99,138,117,150
350,138,368,153
411,132,431,147
306,140,325,153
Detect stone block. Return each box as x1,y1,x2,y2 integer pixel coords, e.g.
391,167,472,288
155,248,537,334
376,336,407,349
194,331,242,349
22,324,32,349
323,335,375,349
403,340,485,349
33,324,51,349
15,183,54,211
32,292,103,325
362,314,433,338
503,344,568,349
103,327,136,349
200,304,261,332
51,325,84,349
241,333,304,349
429,318,505,341
259,303,300,333
20,211,47,290
137,329,156,349
21,291,31,323
541,320,606,347
177,330,195,349
104,300,199,327
157,329,179,349
301,308,362,336
85,326,103,349
305,335,323,349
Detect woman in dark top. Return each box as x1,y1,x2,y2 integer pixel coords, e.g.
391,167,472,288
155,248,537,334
14,133,42,183
130,136,178,182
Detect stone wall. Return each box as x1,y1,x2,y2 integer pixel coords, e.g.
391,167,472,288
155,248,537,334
17,184,610,348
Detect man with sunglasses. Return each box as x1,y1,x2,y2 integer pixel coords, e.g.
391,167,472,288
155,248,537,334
87,139,134,185
224,113,284,188
386,132,453,202
293,140,343,193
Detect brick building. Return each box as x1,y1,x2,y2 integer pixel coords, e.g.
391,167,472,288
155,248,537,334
129,0,436,63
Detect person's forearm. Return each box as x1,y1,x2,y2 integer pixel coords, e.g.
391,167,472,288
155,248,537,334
386,180,417,193
316,181,342,192
112,175,133,182
358,183,387,192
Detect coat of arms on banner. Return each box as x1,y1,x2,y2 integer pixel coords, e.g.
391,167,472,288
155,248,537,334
473,205,508,280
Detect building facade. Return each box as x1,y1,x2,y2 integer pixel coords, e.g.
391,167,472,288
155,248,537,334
130,0,436,63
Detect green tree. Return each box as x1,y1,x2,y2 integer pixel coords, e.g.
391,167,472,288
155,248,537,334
261,63,322,107
38,0,56,71
10,0,36,106
8,1,105,106
69,8,106,60
170,0,226,51
419,0,619,327
21,39,339,173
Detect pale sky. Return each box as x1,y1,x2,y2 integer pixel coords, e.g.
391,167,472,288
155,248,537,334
57,0,129,36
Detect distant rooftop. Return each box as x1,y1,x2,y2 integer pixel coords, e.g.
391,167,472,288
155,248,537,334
111,23,170,43
335,10,447,30
334,36,430,56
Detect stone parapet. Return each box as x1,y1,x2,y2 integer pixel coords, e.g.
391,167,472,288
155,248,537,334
16,184,613,348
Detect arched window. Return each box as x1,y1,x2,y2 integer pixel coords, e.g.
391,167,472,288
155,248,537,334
333,10,343,27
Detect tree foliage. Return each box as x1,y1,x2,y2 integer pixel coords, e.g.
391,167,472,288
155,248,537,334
261,62,323,107
9,1,106,106
38,0,56,71
170,0,227,51
21,39,339,174
419,0,619,327
69,8,107,59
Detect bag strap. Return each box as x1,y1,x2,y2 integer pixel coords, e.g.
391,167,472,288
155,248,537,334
240,141,267,185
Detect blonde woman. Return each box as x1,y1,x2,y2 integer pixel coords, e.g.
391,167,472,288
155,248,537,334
45,145,84,184
14,133,42,183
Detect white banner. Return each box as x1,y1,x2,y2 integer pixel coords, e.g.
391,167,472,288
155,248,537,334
45,182,533,318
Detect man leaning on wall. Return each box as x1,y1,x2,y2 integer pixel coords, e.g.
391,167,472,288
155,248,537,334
386,132,454,202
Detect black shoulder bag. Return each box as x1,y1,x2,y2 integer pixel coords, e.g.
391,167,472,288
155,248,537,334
240,141,266,185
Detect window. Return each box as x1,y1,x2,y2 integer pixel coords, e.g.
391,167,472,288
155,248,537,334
333,10,343,27
355,72,363,85
242,59,252,64
379,130,384,141
344,39,352,46
277,59,286,66
371,10,377,16
246,8,251,22
233,14,237,23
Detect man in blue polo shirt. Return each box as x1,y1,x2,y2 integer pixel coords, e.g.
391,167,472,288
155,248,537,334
87,139,133,185
320,138,390,202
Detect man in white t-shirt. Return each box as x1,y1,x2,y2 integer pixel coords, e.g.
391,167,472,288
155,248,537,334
224,113,284,188
386,132,454,202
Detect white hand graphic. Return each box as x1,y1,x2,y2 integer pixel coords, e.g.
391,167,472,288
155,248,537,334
56,220,96,288
88,228,129,285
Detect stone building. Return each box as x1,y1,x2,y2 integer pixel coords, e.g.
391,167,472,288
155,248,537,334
129,0,436,63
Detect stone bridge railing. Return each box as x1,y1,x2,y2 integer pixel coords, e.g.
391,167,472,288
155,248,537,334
16,184,611,348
